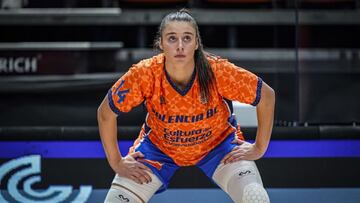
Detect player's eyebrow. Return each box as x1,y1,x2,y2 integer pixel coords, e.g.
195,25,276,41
165,32,195,36
183,32,194,35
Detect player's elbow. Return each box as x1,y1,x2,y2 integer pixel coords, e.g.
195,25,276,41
261,83,275,106
97,103,107,123
267,85,275,103
97,97,116,123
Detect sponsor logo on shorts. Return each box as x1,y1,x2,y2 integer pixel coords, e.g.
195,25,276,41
138,158,163,170
116,194,130,202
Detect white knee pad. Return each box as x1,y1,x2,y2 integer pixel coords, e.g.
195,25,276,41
212,160,270,203
104,172,162,203
242,183,269,203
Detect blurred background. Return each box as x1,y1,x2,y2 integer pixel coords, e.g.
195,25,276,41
0,0,359,202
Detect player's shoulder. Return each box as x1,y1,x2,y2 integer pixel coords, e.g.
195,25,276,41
133,53,164,71
206,52,232,72
125,53,164,80
206,52,227,63
118,54,164,92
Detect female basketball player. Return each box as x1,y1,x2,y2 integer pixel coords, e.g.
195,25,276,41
97,9,275,203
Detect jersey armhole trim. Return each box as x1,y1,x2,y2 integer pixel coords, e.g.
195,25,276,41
251,77,262,106
107,89,124,116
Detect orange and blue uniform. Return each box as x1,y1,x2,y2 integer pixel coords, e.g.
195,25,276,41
108,53,262,192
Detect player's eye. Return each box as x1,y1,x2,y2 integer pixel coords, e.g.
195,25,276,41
183,35,192,42
168,36,177,42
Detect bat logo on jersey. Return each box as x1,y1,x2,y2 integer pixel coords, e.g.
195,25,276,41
115,80,129,103
160,95,166,104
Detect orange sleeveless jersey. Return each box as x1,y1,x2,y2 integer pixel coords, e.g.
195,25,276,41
108,54,261,166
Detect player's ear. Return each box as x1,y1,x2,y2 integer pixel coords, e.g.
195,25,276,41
159,38,164,50
195,37,199,50
195,40,199,50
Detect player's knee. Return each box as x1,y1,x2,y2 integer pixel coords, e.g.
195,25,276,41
241,183,270,203
104,186,143,203
105,172,162,203
227,172,270,203
213,160,270,203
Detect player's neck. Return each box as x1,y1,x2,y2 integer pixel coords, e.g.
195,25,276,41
165,61,195,90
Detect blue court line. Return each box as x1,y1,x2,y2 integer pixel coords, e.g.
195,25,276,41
0,140,360,158
264,140,360,158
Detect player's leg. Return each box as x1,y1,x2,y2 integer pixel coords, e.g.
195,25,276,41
104,136,179,202
212,160,270,203
104,172,162,203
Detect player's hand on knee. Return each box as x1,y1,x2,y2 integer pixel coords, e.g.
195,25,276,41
112,151,153,184
222,141,265,164
231,137,244,145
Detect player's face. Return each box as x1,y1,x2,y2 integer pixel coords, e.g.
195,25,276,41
160,21,198,64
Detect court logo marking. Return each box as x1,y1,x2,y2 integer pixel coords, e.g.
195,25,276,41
0,155,92,203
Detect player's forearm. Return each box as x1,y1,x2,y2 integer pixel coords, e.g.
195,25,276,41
97,98,122,168
255,82,275,154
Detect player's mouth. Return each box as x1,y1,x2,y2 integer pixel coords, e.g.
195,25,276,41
174,54,186,58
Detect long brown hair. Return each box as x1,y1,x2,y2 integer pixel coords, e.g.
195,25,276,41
154,9,215,104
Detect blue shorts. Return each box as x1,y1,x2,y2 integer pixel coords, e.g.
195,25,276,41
134,133,237,193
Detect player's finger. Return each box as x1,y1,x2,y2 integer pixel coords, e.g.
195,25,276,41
131,151,145,159
137,162,153,173
130,174,143,184
231,139,244,145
